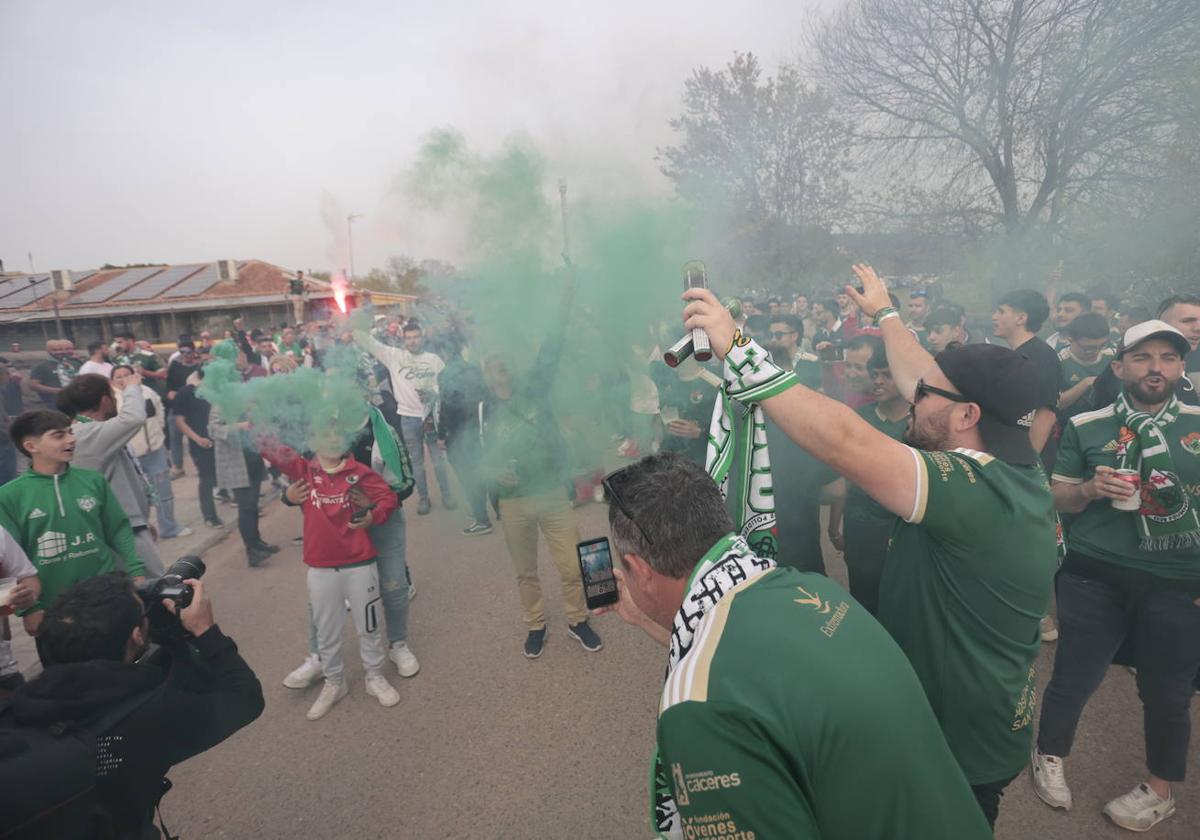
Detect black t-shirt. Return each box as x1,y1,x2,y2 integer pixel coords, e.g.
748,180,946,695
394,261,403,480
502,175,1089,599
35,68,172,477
29,357,78,405
165,360,199,403
172,384,210,439
1014,336,1060,410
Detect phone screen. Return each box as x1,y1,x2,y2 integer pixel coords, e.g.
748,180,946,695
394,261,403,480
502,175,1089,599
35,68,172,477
577,537,619,609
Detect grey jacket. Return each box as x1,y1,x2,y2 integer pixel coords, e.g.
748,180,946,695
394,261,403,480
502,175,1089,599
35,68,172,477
70,383,152,528
208,406,251,490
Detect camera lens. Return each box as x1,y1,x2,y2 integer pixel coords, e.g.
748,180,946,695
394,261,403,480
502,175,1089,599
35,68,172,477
168,556,206,580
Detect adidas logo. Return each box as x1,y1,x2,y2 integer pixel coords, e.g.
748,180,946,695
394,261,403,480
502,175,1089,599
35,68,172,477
29,508,47,519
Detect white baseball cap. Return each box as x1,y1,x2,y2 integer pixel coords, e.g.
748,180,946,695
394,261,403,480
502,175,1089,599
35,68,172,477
1118,319,1191,357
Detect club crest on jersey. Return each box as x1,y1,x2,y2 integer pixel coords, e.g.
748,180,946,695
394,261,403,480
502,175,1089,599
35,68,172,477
346,474,359,485
1181,432,1200,455
76,496,97,512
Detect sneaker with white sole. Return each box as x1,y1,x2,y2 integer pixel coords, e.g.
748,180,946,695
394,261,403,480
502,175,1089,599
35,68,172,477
365,672,400,707
282,654,322,689
388,642,420,677
1040,615,1059,642
306,679,348,720
567,621,603,652
1030,749,1072,810
1104,783,1175,832
407,581,417,601
463,521,494,536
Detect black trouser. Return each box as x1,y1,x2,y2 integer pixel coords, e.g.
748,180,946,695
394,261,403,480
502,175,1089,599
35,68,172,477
843,518,892,615
446,435,490,524
1037,564,1200,781
970,774,1018,829
190,443,218,524
233,454,265,550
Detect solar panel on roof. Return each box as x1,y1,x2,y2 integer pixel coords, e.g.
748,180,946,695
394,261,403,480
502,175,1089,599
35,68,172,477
162,264,221,298
71,267,166,304
0,276,51,309
111,264,204,302
71,270,95,284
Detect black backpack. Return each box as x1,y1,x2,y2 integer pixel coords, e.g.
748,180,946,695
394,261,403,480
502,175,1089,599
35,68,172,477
0,688,159,839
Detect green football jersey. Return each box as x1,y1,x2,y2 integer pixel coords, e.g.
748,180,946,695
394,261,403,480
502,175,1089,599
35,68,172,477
657,566,991,840
845,403,909,523
878,448,1057,783
1058,346,1114,394
1052,402,1200,579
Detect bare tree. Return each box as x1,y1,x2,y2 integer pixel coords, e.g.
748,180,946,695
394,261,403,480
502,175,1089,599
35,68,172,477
813,0,1199,238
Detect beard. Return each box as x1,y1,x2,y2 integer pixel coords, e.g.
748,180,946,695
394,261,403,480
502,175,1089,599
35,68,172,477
904,403,952,451
1127,375,1173,406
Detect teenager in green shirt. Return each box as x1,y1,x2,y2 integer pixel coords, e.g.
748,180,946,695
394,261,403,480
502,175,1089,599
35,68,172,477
682,264,1058,827
1037,319,1200,833
598,453,991,840
1056,312,1116,420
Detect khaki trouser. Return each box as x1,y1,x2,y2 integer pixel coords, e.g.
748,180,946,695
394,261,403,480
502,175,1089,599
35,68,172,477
498,491,588,630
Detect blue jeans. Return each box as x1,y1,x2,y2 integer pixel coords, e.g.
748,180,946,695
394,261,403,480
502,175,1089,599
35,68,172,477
307,506,411,651
400,414,451,504
138,447,183,538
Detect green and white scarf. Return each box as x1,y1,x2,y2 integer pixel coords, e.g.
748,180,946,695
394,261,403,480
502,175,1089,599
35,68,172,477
1113,391,1200,551
702,338,797,560
651,535,776,838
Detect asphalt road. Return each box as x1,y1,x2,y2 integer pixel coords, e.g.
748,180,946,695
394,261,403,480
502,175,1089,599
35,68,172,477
161,498,1199,839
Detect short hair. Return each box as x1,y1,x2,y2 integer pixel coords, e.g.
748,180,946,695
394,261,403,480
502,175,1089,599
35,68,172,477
9,410,71,458
1058,292,1092,310
867,340,890,372
926,307,961,331
846,333,883,357
1156,294,1200,319
815,298,839,316
111,364,134,377
37,573,142,665
767,296,781,306
1088,291,1117,309
744,314,769,337
767,314,803,339
606,452,734,579
1064,312,1112,340
1123,305,1153,326
178,340,196,351
87,341,105,355
402,322,423,334
114,331,135,341
997,290,1050,332
56,374,112,416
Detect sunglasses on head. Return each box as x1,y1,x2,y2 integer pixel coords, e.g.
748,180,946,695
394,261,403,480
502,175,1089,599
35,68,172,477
602,466,654,547
914,378,971,404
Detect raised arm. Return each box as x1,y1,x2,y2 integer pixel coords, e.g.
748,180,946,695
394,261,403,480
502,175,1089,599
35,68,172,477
847,264,936,403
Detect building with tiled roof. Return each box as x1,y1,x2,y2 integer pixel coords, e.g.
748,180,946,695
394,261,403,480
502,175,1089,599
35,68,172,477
0,259,413,345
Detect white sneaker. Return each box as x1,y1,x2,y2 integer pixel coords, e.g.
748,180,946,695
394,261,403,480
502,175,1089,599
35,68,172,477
407,581,417,601
365,672,400,707
1040,615,1059,642
282,654,322,689
389,642,420,677
306,679,348,720
1030,749,1072,810
1104,783,1175,832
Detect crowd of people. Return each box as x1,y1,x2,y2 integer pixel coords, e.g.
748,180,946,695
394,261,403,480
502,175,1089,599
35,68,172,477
1,266,1198,836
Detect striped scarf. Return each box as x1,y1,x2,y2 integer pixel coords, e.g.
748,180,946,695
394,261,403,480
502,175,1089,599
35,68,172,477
1113,391,1200,551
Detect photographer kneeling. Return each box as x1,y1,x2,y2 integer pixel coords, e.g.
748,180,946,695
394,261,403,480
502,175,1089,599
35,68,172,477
4,569,264,838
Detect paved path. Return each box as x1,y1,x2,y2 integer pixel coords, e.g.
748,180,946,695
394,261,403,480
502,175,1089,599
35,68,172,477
14,490,1200,838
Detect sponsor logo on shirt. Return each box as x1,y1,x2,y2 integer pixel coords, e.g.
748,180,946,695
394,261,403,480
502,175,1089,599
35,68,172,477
795,586,852,637
77,495,98,512
671,763,690,806
674,763,742,798
36,530,67,559
29,508,46,519
1181,432,1200,455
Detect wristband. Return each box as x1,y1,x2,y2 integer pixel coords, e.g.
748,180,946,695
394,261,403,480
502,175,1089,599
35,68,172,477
872,306,900,327
724,338,799,403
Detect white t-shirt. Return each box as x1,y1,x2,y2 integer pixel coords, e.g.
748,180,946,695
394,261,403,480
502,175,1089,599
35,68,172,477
357,334,445,418
1,525,36,580
79,360,114,378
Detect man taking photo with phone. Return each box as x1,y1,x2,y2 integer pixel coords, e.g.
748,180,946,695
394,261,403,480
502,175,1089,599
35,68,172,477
597,452,991,839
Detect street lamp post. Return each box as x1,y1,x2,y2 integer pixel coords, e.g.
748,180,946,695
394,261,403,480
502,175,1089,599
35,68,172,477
347,213,363,280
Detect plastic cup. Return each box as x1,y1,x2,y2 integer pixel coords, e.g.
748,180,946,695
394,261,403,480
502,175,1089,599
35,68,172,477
1111,469,1142,511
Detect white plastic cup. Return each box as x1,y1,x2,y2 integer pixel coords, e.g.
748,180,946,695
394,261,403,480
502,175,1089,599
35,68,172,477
1111,469,1142,511
0,578,16,609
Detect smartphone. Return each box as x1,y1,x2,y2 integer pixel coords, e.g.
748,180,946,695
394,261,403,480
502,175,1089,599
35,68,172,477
576,537,619,609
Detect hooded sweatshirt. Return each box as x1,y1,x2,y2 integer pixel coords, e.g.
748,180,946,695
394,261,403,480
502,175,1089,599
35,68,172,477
261,447,398,567
70,383,152,528
7,627,264,837
0,466,140,613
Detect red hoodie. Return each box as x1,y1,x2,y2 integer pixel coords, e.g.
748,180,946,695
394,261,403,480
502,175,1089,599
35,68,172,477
263,447,398,568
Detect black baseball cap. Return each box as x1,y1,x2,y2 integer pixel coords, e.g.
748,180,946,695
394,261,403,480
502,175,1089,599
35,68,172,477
933,344,1041,466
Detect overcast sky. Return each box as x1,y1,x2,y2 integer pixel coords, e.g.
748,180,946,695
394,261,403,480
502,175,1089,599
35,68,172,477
1,1,831,276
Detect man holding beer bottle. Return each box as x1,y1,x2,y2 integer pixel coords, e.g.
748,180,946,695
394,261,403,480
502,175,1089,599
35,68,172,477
1035,319,1200,833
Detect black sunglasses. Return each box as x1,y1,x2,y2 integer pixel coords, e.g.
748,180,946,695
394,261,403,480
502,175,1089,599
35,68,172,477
601,466,654,547
914,378,971,404
767,330,796,339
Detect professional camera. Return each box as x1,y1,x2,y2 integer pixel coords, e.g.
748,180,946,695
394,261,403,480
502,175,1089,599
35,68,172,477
136,556,206,643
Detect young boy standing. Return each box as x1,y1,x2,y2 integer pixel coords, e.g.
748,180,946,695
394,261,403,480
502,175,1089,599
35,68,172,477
264,428,401,721
0,410,141,638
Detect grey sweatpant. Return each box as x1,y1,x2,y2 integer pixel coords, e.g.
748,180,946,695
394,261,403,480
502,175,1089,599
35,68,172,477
308,563,386,684
133,528,164,577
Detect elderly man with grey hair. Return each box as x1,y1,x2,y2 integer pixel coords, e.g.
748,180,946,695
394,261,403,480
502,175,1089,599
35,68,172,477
598,451,990,840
